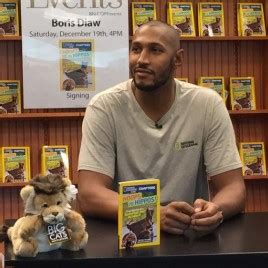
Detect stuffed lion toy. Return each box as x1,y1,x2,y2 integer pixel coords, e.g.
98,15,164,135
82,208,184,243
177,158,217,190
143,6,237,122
7,174,88,257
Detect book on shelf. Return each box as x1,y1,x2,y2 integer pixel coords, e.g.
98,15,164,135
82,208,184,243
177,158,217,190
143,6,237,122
237,3,266,37
198,76,227,102
167,2,196,37
198,2,225,37
177,77,188,82
41,145,69,179
230,77,256,110
0,147,31,183
0,80,21,114
240,142,266,176
118,178,160,249
0,0,19,36
132,2,156,34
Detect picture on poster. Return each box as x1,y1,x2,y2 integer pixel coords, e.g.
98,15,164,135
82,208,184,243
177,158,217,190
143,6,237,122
60,40,95,91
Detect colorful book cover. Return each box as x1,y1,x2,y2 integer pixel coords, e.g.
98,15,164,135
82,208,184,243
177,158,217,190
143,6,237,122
198,76,227,101
0,147,31,183
0,80,21,114
41,146,69,179
0,0,19,36
60,40,95,91
118,178,160,249
238,3,266,37
167,2,195,37
230,77,256,110
132,2,156,33
177,77,188,82
198,2,225,37
240,142,266,176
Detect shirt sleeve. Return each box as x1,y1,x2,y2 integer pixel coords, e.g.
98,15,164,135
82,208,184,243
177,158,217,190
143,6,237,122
204,95,242,177
78,101,115,178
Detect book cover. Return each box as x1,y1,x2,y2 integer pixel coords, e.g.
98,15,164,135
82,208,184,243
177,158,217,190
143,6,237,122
41,146,69,179
240,142,266,176
0,80,21,114
118,178,160,249
167,2,196,37
230,77,256,110
0,147,31,183
60,40,95,91
238,3,266,36
132,2,156,34
177,77,188,82
0,0,19,36
198,2,225,37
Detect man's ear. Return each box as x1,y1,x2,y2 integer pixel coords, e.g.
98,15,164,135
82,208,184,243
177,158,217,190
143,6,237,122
174,48,184,68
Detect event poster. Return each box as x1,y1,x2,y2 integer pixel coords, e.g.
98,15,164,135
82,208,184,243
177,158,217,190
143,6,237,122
21,0,129,108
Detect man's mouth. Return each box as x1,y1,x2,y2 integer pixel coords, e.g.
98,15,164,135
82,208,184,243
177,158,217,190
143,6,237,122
134,68,153,75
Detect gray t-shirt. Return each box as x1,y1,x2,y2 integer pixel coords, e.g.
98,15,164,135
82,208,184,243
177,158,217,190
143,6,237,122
78,79,242,204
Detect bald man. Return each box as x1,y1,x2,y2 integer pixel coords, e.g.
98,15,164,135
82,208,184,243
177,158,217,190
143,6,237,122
78,21,246,235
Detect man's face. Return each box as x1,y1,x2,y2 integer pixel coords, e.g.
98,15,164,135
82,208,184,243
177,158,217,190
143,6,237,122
129,26,181,92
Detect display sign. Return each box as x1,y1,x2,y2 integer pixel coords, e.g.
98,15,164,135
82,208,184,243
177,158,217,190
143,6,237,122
21,0,129,108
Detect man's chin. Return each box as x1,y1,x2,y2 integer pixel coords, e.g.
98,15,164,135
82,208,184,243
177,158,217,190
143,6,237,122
133,81,156,92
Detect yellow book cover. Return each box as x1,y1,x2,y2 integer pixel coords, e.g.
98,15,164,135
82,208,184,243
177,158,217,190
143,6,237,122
198,2,225,37
0,147,31,183
198,76,226,101
239,3,266,37
118,178,160,249
237,3,241,36
177,77,188,82
41,146,69,179
240,142,266,176
60,40,95,91
0,0,19,36
132,2,156,34
0,80,21,114
230,77,256,110
168,2,196,37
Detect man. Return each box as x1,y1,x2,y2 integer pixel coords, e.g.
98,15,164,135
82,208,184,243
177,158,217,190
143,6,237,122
78,21,246,235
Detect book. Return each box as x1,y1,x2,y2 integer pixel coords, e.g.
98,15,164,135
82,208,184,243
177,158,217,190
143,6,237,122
198,2,225,37
230,77,256,110
177,77,188,82
0,147,31,183
60,40,95,91
198,76,227,102
118,178,160,249
132,2,156,33
0,0,19,36
237,3,266,37
41,146,69,179
240,142,266,176
0,80,21,114
167,2,196,37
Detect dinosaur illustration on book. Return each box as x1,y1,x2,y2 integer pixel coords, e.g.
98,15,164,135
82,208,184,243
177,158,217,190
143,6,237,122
245,156,263,175
245,17,263,36
0,95,18,113
64,63,89,88
234,92,251,110
0,17,16,35
204,17,222,36
5,162,25,182
175,17,192,35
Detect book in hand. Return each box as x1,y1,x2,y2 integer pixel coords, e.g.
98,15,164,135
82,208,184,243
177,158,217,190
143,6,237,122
167,2,196,37
0,0,19,36
240,142,266,176
230,77,256,110
237,3,266,37
132,2,156,34
118,178,160,249
198,2,225,37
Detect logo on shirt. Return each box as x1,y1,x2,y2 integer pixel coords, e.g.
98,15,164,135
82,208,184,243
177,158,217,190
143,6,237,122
175,140,198,151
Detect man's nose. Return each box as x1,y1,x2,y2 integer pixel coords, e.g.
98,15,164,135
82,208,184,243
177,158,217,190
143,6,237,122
137,49,149,64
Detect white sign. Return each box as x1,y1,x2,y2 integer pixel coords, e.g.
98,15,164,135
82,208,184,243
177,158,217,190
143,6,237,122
21,0,129,108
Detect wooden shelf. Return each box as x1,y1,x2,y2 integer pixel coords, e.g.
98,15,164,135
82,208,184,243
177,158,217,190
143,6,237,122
0,182,26,188
244,175,268,181
0,36,22,41
229,109,268,116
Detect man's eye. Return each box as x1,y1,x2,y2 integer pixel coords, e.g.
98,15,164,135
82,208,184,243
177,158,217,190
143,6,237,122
152,47,162,53
131,47,140,53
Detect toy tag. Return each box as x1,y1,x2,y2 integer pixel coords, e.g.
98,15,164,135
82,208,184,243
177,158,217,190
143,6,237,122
46,222,70,244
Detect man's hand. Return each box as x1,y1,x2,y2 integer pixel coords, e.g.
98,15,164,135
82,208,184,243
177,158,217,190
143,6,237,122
191,198,223,233
160,201,195,235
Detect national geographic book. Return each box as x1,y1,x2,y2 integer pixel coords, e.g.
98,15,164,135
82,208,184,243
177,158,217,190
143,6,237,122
0,80,21,113
230,77,256,110
237,3,266,37
118,178,160,249
177,78,188,82
198,76,227,102
60,40,95,91
132,2,156,34
0,0,19,36
198,2,225,37
0,147,31,183
240,142,266,176
167,2,196,37
41,146,69,179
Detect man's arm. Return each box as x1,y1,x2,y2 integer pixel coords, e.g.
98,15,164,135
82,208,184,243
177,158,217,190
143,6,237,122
77,170,118,220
